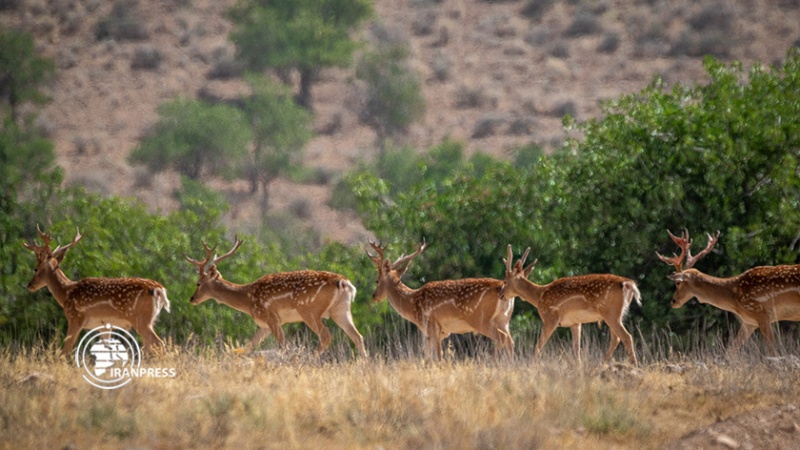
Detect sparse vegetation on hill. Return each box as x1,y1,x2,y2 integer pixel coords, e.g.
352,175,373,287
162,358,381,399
1,2,800,446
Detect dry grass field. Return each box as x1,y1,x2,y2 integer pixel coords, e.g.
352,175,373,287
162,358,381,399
3,336,800,449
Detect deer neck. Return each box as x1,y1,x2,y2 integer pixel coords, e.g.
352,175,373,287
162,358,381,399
686,271,738,312
513,277,548,309
43,263,75,309
384,275,423,326
208,278,254,315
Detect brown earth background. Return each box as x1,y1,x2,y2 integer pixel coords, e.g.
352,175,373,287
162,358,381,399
3,0,800,246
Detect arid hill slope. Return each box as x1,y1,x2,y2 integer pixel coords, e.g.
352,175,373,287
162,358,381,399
2,0,799,243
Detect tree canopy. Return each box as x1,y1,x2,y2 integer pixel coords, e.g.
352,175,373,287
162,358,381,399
128,98,252,180
0,28,55,122
347,51,800,347
228,0,373,108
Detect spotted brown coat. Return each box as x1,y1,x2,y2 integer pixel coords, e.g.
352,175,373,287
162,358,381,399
24,227,170,356
187,237,367,357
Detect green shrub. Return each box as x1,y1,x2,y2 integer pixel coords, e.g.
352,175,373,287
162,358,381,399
94,0,149,41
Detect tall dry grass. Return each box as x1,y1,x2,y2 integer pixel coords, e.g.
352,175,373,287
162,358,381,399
2,331,799,449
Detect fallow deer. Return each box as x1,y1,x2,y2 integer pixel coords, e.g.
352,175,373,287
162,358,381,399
366,240,514,360
24,226,170,356
186,237,367,357
657,229,800,355
500,245,641,364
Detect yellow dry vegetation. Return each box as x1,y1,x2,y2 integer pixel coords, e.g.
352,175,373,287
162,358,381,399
2,342,799,449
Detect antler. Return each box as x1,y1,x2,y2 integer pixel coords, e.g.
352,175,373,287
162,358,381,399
210,236,243,268
366,240,387,269
186,237,243,274
657,229,720,271
391,239,427,276
685,230,720,269
506,245,537,277
656,229,690,272
51,228,83,261
504,245,514,273
185,240,218,274
23,226,82,262
23,225,51,255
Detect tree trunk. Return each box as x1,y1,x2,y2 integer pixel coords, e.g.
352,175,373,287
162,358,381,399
297,68,316,110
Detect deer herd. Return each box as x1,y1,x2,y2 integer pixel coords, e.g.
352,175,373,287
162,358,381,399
23,226,800,365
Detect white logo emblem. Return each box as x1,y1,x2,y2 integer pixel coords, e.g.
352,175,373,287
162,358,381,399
75,324,141,390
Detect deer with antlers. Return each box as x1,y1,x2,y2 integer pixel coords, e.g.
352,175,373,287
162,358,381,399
657,229,800,355
365,240,514,360
23,226,171,356
500,245,641,365
186,237,367,357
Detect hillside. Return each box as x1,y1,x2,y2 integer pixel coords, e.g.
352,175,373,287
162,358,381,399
2,0,799,244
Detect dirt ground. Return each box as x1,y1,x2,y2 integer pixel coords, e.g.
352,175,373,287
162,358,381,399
664,404,800,449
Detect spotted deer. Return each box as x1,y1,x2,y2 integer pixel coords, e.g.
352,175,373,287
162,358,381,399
657,229,800,355
23,226,171,356
366,240,514,361
186,237,367,357
500,245,641,365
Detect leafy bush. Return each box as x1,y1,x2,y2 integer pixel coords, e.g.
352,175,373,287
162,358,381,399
130,46,162,70
564,11,601,37
129,97,252,180
94,0,149,41
347,51,800,346
356,44,425,146
228,0,373,108
521,0,555,22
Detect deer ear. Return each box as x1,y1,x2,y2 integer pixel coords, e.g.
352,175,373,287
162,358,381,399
54,251,68,264
668,272,686,282
208,265,221,279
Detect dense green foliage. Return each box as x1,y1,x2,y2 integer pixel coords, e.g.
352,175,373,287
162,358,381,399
128,98,252,180
347,51,800,348
2,24,799,357
243,74,313,206
228,0,373,108
0,28,55,122
356,45,426,147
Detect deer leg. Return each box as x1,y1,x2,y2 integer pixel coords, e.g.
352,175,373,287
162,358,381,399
267,315,286,348
535,318,559,358
425,320,444,361
483,327,513,359
603,330,621,362
61,319,85,358
248,327,272,351
301,313,332,355
329,305,367,357
493,328,514,359
136,324,166,355
606,320,637,365
571,324,582,363
756,316,778,356
729,323,757,354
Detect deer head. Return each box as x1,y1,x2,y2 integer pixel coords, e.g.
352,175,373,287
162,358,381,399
186,237,242,304
365,239,427,302
23,226,83,291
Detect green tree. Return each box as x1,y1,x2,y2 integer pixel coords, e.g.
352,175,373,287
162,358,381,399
129,98,252,180
228,0,373,109
0,29,60,330
243,74,313,209
356,44,425,151
0,29,55,122
347,50,800,349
